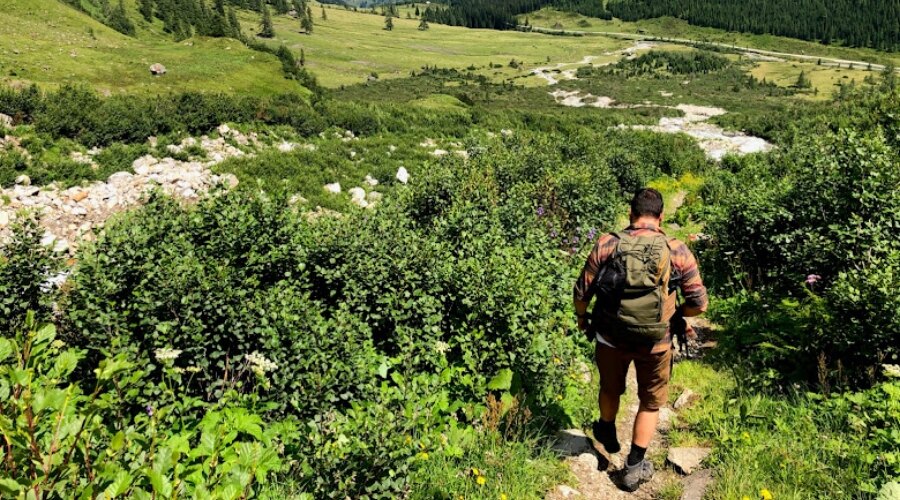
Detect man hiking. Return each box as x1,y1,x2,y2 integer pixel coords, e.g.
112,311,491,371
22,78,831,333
573,188,708,492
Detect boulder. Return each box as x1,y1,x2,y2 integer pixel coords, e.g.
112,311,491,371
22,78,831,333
324,183,341,194
395,167,410,185
551,429,593,457
150,63,167,76
15,174,30,186
667,447,712,475
674,389,700,410
0,113,12,129
657,407,676,432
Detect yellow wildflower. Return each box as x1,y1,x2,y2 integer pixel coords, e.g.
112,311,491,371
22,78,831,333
743,497,751,500
476,475,486,486
471,468,480,476
418,452,429,460
760,488,773,500
500,495,508,500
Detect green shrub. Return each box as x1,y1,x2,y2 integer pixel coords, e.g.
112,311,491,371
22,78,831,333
0,218,61,333
0,313,287,499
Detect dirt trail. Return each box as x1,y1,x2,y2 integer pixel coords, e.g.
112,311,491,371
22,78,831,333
527,27,897,72
547,367,678,499
547,191,704,499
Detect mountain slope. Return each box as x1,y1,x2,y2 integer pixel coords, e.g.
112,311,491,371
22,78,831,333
0,0,304,95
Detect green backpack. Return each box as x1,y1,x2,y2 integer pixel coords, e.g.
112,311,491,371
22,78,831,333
594,232,673,345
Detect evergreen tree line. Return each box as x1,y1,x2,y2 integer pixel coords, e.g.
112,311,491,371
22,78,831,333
606,0,900,51
61,0,135,35
422,0,558,30
139,0,242,40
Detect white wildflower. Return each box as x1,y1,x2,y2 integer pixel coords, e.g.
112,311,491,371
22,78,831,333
882,364,900,379
434,341,450,354
186,366,202,373
246,351,278,374
154,348,182,362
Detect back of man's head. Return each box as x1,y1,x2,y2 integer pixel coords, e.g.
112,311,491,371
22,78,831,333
630,188,664,219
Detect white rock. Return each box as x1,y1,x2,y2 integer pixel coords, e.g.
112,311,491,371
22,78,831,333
388,145,397,152
349,150,357,159
166,144,182,154
324,183,342,194
351,197,368,208
396,167,409,184
0,212,8,227
15,174,30,186
277,141,296,152
364,174,379,187
217,124,232,136
557,485,580,498
431,149,448,157
674,389,700,410
501,128,514,137
0,113,12,128
348,187,366,201
108,172,135,186
71,206,88,216
366,191,383,203
288,194,308,205
667,447,712,475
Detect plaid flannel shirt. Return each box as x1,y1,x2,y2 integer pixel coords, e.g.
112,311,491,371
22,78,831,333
573,222,708,351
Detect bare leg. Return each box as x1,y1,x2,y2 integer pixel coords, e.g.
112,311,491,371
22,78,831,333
599,390,620,423
631,409,659,448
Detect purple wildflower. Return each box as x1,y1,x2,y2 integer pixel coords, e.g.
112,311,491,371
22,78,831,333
537,206,545,217
550,230,558,238
145,405,154,417
587,228,597,240
572,236,580,244
805,274,822,285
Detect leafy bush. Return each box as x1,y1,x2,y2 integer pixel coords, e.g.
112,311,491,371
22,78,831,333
701,90,900,389
0,218,61,333
0,313,287,499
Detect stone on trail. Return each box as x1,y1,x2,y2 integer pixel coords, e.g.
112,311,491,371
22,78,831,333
556,485,580,498
657,406,675,432
667,447,712,475
551,429,594,457
674,388,700,410
574,452,599,471
681,468,714,500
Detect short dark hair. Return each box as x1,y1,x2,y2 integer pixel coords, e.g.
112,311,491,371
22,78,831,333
630,188,664,218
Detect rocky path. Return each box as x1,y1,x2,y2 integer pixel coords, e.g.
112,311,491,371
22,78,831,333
535,44,774,161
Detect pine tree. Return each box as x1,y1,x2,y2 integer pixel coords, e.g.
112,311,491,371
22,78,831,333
301,7,314,33
106,0,136,36
139,0,154,22
384,14,393,31
418,16,428,30
300,48,306,66
273,0,289,15
213,0,225,15
415,5,420,16
227,8,241,37
795,70,811,89
259,5,275,37
321,6,327,20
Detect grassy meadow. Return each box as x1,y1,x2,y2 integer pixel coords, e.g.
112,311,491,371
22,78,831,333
0,0,302,95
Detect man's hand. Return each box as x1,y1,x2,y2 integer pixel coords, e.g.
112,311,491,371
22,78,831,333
577,314,594,342
671,307,688,345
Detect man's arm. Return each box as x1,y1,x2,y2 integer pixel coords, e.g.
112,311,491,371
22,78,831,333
669,240,708,317
573,234,617,330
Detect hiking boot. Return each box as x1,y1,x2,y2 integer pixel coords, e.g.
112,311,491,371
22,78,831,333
591,419,621,454
621,458,654,492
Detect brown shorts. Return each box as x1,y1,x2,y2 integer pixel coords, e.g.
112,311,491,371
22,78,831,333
594,343,673,411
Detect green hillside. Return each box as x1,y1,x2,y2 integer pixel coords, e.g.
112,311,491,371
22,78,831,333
0,0,304,95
